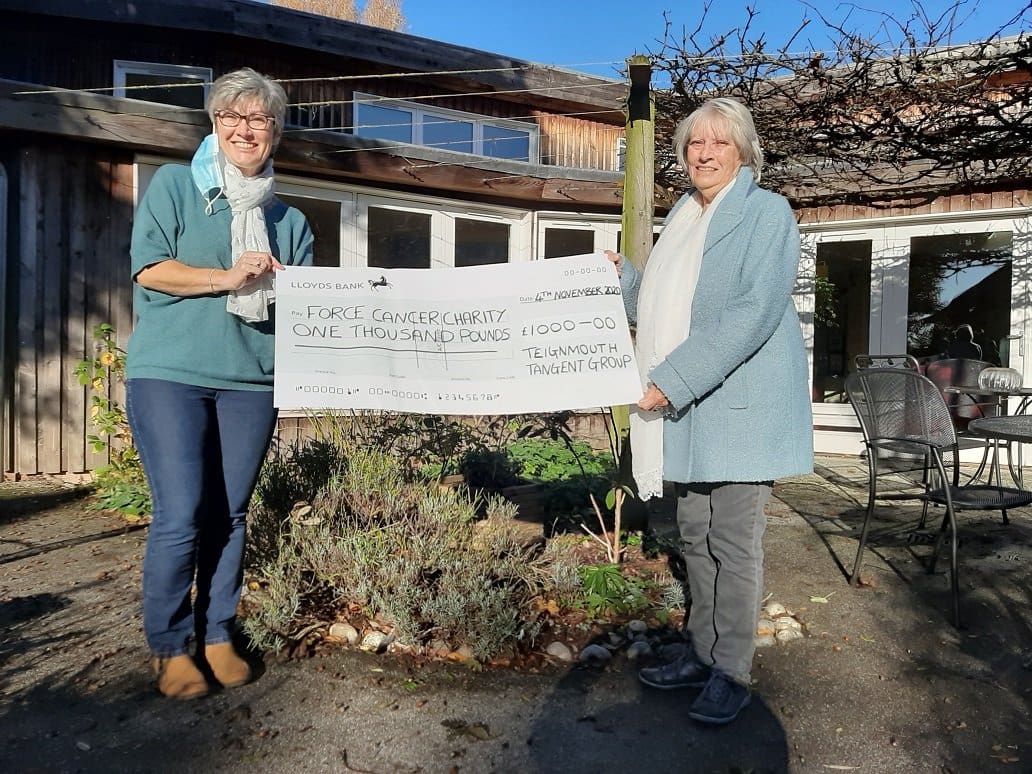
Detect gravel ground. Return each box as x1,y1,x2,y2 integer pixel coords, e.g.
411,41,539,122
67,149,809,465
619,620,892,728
1,456,1031,773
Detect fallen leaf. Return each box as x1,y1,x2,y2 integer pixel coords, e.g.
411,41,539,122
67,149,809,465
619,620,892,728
441,719,495,741
810,592,837,604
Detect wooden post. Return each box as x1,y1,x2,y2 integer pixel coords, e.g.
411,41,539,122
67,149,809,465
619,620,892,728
621,55,654,271
607,54,655,538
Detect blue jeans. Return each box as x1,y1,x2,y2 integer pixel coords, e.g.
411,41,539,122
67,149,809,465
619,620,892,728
127,378,277,657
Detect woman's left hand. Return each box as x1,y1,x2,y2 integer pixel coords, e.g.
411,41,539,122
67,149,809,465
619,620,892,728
638,383,670,412
236,250,284,279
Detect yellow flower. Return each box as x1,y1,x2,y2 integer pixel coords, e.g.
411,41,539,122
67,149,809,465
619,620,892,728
90,405,100,418
91,378,104,392
99,351,116,366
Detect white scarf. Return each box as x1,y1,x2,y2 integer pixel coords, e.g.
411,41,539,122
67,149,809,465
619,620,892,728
630,181,733,500
223,161,277,323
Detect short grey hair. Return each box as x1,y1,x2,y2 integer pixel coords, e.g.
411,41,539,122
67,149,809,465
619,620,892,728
673,97,764,182
207,67,288,146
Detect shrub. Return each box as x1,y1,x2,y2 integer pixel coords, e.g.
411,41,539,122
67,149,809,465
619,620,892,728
243,438,583,660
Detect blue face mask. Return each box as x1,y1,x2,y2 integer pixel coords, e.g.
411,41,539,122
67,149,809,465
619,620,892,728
190,132,224,213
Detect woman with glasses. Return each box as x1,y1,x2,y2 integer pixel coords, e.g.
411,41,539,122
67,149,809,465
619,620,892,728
126,67,313,699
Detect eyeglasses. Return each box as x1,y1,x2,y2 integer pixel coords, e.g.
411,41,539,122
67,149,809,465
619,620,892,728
215,110,276,131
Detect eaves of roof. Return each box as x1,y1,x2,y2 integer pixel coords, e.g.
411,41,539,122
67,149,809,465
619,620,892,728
6,0,628,118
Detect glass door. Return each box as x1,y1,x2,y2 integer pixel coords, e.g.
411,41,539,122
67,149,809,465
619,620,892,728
807,216,1031,455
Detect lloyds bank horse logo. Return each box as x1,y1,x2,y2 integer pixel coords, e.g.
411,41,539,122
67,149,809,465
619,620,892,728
368,275,392,291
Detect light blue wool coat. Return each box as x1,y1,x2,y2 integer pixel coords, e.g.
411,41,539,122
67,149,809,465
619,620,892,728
620,167,813,483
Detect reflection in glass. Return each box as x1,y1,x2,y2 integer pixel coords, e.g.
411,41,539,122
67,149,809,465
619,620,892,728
367,207,431,268
483,124,531,161
278,195,341,268
354,103,413,143
906,232,1012,366
812,241,872,403
544,228,594,259
125,74,205,109
455,219,509,267
423,116,473,153
616,230,660,252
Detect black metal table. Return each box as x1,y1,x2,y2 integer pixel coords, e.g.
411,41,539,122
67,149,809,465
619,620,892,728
968,415,1032,489
945,385,1032,416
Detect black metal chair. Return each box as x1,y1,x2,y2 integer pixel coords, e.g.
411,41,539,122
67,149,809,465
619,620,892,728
854,353,920,371
844,367,1032,627
853,354,933,524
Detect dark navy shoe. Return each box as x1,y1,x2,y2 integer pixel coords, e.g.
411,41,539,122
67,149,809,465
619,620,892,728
688,671,751,725
638,648,711,690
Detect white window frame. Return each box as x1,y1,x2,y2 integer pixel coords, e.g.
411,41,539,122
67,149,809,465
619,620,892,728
353,92,540,163
803,209,1032,456
113,60,211,104
352,194,531,268
535,214,622,259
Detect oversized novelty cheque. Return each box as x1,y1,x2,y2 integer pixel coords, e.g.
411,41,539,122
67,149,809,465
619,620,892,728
274,253,642,414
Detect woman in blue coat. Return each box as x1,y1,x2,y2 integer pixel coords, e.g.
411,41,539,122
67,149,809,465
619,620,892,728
606,97,811,725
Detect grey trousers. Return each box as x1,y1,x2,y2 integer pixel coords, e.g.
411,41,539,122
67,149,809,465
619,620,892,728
676,481,772,686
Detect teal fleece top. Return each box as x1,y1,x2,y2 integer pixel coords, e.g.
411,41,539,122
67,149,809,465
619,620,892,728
127,163,314,390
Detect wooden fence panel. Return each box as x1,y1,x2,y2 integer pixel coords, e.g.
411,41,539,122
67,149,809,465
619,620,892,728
64,153,91,473
7,144,135,475
15,148,41,475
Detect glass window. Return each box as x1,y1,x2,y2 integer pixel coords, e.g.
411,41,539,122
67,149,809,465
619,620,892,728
907,232,1012,366
113,61,210,109
615,137,627,171
544,228,594,259
353,93,538,162
354,103,414,144
483,124,531,161
422,115,474,153
812,241,872,404
455,219,510,267
367,207,431,268
278,195,341,267
616,230,660,252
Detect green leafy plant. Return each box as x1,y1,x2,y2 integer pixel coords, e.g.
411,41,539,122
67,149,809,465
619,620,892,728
577,562,651,619
507,437,614,515
74,324,150,518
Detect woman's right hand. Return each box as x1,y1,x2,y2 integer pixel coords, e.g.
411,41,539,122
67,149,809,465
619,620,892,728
603,250,622,277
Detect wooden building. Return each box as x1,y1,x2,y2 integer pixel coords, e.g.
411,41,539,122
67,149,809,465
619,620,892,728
0,0,640,477
4,1,1027,478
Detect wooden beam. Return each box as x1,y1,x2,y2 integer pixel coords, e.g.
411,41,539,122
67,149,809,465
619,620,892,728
0,80,628,209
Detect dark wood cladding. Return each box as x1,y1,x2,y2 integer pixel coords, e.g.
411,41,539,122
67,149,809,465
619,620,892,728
9,140,135,476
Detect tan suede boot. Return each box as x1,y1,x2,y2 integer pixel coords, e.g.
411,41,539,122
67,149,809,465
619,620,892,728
203,642,252,688
151,654,209,700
